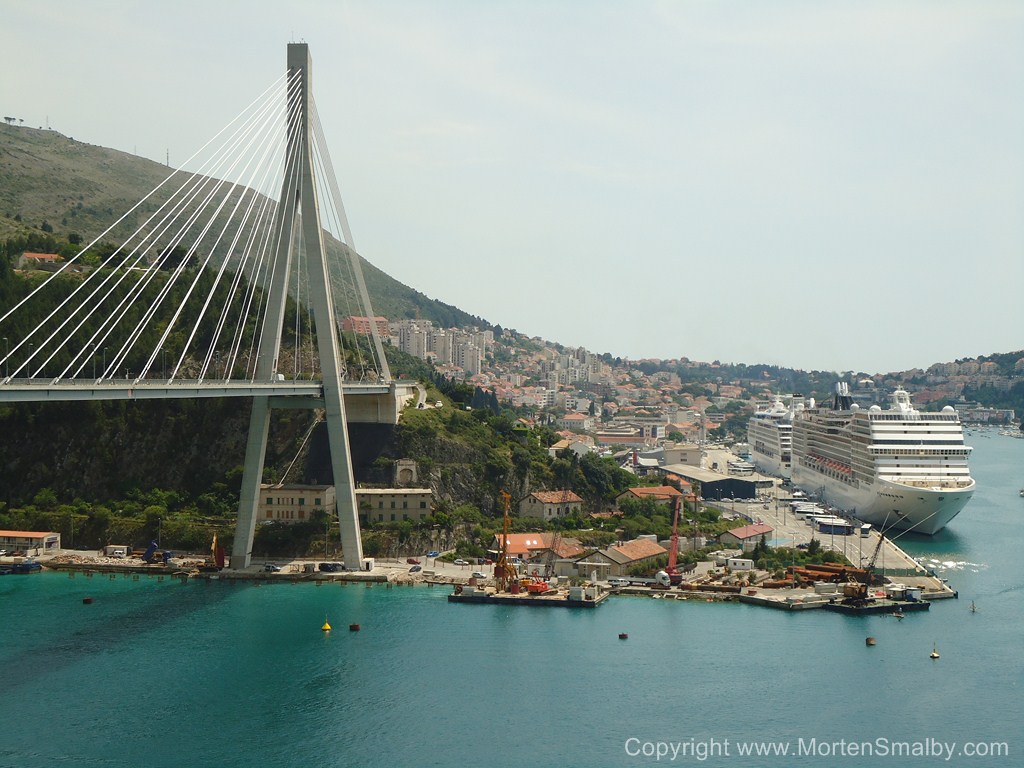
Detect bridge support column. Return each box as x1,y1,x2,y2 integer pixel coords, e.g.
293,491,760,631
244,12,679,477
228,42,364,571
231,397,271,569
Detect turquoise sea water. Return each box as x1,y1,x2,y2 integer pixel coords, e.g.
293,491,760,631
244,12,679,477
1,434,1021,768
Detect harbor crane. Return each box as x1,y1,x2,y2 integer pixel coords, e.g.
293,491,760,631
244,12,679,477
494,491,518,592
655,496,684,587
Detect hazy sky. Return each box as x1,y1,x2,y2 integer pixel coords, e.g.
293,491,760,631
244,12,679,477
4,1,1022,374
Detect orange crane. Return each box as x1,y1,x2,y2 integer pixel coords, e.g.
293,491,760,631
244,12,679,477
494,491,518,592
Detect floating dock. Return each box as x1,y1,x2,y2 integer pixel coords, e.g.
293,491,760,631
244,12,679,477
822,599,930,616
447,585,607,609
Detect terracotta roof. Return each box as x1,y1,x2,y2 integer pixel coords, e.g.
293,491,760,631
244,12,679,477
530,490,583,504
21,252,62,261
609,538,667,562
724,523,774,540
494,533,550,555
550,539,587,559
0,529,57,538
662,474,693,489
621,486,683,500
493,533,584,559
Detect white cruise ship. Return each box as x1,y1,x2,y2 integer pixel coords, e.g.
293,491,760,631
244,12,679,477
789,384,974,535
747,396,796,479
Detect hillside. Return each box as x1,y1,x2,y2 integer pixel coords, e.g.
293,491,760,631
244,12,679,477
0,123,484,329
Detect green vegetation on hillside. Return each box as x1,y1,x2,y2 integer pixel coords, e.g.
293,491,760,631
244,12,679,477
0,124,489,331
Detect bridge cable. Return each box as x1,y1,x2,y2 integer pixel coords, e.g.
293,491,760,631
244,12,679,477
33,76,291,383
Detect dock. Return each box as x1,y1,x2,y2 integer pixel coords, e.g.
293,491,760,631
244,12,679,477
699,448,958,599
822,599,930,616
447,586,608,609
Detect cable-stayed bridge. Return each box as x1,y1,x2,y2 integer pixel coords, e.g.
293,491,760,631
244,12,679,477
0,44,417,569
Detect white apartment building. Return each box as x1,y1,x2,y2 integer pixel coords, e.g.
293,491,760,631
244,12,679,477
455,342,482,376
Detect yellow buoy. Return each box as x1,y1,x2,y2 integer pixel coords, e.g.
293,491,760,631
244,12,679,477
321,616,332,632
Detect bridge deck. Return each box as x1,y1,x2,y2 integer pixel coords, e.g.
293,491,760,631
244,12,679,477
0,379,398,402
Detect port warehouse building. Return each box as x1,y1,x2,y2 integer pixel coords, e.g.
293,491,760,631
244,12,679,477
0,530,60,556
657,463,771,502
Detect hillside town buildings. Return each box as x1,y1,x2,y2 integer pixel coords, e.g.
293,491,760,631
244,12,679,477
373,315,1020,482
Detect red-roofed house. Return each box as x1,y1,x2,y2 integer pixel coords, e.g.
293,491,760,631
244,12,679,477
584,538,668,577
490,532,586,563
17,252,64,271
519,490,584,521
719,523,774,552
615,485,684,509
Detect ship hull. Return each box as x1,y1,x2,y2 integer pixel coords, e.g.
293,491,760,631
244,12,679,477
749,446,791,480
790,466,974,535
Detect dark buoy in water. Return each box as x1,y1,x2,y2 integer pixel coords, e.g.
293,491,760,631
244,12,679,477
349,623,361,632
865,637,876,646
82,597,93,605
618,633,628,640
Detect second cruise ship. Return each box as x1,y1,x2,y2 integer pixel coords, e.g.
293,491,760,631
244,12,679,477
787,383,974,535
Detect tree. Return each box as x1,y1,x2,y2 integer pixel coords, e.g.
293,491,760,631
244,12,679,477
32,487,58,510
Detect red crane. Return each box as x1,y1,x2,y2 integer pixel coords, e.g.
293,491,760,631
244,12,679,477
656,495,684,587
667,495,682,585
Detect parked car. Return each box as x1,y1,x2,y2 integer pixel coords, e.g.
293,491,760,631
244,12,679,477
0,549,7,556
453,559,469,566
409,565,422,573
318,562,344,572
471,571,486,579
262,563,281,572
406,558,421,565
426,551,439,558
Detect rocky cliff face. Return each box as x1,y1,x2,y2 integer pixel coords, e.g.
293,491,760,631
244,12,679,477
0,399,313,503
0,396,523,519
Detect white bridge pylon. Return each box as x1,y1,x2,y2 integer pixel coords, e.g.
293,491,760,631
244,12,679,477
234,43,365,571
0,43,403,570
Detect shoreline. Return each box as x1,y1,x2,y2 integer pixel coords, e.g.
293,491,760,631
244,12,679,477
28,554,956,616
